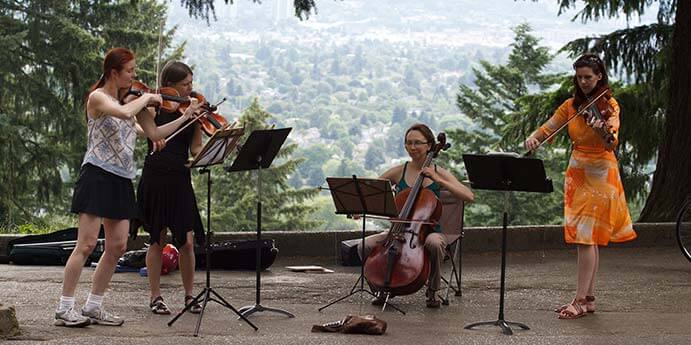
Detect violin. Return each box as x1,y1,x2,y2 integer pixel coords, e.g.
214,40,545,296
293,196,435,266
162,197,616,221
579,86,616,145
124,80,190,112
364,133,450,297
525,86,617,156
179,91,229,136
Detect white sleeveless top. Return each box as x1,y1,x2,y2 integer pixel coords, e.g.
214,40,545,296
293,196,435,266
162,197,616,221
81,91,137,179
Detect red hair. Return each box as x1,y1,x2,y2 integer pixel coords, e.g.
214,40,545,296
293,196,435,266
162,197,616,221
84,47,135,116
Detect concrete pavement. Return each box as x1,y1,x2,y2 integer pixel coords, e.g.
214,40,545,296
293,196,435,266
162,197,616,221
0,246,689,344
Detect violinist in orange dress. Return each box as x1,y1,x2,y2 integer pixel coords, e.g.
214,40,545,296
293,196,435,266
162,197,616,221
358,123,474,308
524,53,637,319
129,61,227,315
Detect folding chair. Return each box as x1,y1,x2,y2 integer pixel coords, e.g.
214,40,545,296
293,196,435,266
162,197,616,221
437,189,465,305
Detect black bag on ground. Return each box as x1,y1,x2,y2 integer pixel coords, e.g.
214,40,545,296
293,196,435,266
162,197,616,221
195,239,278,270
340,238,362,266
8,227,105,266
118,248,148,268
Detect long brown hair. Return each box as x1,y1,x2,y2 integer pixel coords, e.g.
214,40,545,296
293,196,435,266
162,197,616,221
160,61,193,86
571,53,609,110
84,47,135,118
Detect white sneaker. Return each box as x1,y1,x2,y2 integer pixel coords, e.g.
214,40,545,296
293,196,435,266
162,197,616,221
81,307,124,326
54,307,90,327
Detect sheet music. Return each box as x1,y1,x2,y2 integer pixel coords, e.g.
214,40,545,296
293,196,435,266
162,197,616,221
195,138,226,166
187,126,244,168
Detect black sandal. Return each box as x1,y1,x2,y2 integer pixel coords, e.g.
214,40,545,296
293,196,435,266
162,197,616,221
150,296,171,315
185,295,202,314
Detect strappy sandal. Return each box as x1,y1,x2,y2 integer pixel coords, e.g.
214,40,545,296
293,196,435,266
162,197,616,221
554,295,595,313
185,295,202,314
585,295,595,313
150,296,171,315
557,298,587,319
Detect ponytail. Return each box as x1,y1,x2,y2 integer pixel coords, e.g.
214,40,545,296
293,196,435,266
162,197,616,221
83,48,136,121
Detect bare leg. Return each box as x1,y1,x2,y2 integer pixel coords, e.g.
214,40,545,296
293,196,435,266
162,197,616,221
178,231,196,296
587,245,599,296
146,231,166,300
61,213,102,297
90,218,128,295
576,244,597,300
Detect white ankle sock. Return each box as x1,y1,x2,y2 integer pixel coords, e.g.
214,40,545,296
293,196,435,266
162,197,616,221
83,293,104,312
57,296,75,312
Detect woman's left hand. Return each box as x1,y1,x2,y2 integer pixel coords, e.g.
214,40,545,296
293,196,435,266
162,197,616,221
587,114,605,128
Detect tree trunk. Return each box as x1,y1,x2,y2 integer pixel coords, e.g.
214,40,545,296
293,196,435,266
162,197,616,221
639,1,691,221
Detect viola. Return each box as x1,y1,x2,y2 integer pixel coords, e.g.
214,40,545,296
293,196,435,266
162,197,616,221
124,80,189,112
363,133,450,297
179,91,229,136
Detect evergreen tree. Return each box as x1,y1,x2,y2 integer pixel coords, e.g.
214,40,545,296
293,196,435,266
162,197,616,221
205,99,320,231
364,142,386,170
0,0,180,228
446,23,566,226
547,0,690,221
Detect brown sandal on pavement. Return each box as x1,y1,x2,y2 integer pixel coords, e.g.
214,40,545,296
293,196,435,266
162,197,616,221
555,295,595,313
557,298,587,319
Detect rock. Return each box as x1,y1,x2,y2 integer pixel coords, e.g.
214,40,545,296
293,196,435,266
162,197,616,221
0,304,20,338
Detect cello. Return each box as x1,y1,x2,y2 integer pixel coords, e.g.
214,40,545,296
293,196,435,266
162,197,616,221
364,133,450,297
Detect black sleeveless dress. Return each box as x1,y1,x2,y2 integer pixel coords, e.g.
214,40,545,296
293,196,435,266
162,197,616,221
131,110,204,247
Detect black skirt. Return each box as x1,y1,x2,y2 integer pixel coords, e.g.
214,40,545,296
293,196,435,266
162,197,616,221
131,165,205,248
70,163,136,219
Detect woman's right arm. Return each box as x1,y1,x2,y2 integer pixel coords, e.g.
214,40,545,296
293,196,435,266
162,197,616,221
379,165,402,186
136,99,201,141
87,91,161,120
524,100,570,151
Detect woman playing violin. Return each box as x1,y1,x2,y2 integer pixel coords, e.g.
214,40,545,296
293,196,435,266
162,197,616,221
130,61,207,315
359,123,474,308
55,48,200,328
524,53,637,320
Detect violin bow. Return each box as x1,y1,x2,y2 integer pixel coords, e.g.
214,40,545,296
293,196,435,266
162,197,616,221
525,87,610,157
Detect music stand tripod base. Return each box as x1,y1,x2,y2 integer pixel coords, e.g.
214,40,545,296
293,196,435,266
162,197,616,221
461,154,553,336
226,128,295,320
168,147,258,336
464,319,529,336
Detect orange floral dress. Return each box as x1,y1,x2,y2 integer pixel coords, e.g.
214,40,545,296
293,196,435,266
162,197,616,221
535,97,637,246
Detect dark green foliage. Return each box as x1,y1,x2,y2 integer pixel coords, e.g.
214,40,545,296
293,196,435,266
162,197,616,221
552,0,691,221
178,0,319,21
0,0,180,228
448,23,566,226
204,98,320,231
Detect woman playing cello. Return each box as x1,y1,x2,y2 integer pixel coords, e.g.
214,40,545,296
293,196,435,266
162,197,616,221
358,123,474,308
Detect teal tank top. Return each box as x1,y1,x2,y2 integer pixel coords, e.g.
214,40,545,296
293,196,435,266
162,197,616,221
395,162,442,232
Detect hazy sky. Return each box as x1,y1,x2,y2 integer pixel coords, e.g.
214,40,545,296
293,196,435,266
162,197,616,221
169,0,659,50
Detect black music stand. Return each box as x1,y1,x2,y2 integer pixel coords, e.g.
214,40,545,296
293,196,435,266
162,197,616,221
462,153,553,335
167,126,258,336
224,128,295,319
318,176,404,313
